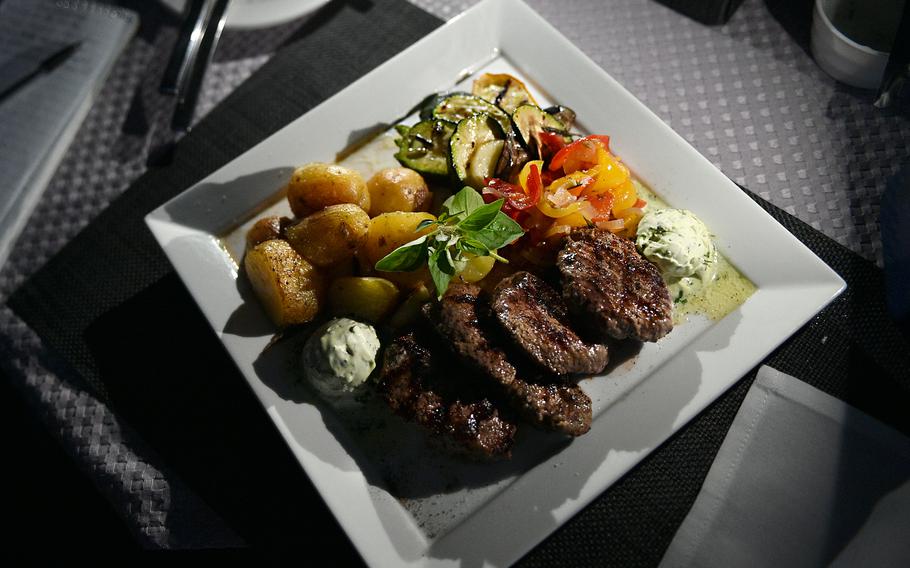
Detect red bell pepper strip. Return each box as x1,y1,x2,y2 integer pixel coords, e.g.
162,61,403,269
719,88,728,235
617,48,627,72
536,131,566,162
483,175,539,211
585,190,615,222
525,163,543,207
548,135,611,172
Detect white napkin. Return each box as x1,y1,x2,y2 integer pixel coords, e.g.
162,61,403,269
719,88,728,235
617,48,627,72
660,366,910,567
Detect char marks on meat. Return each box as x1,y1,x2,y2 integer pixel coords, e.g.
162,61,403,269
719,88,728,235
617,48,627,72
425,283,592,436
557,228,672,342
491,271,609,376
378,333,516,460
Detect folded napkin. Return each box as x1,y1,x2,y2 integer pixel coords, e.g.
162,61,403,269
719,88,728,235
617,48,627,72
660,365,910,567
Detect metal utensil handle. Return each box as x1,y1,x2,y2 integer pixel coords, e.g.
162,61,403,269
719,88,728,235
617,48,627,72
171,0,230,132
160,0,208,95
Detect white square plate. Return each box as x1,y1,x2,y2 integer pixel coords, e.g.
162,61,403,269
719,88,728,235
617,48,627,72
146,0,845,565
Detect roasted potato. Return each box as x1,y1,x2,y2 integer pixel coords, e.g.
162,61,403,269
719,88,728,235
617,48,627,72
361,211,436,264
323,258,356,282
387,283,432,330
287,163,370,217
328,277,400,322
285,204,370,267
246,216,293,250
457,255,496,283
367,167,432,216
360,211,435,289
244,239,323,327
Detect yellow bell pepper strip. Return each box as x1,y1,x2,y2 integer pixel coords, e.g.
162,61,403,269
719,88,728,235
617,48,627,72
537,160,597,218
548,170,597,197
542,210,591,240
613,205,645,238
590,144,630,192
538,200,581,218
610,178,638,214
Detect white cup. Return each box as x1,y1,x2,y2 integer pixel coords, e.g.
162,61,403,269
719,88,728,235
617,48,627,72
811,0,905,89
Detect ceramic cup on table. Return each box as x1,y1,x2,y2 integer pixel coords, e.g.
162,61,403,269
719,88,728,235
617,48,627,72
811,0,905,89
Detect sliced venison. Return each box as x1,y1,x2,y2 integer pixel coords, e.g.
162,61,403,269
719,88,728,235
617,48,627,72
491,271,609,376
425,284,592,436
557,228,673,342
377,333,516,460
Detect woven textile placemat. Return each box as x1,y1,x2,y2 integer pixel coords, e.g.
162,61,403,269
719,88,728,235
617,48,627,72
6,0,910,563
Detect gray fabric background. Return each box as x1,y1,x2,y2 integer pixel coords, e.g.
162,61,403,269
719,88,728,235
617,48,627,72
1,0,907,551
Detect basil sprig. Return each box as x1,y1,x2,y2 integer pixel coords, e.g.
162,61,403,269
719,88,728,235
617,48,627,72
375,187,525,298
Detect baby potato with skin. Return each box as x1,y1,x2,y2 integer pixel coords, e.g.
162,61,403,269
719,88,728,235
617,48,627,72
285,204,370,267
361,211,436,264
246,215,293,250
367,167,432,216
328,277,400,323
361,211,436,289
244,239,323,328
288,163,370,217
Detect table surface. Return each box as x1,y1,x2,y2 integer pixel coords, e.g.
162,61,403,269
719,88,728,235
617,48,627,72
1,0,908,557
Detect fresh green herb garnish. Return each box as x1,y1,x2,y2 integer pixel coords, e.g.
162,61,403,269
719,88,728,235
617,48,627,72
375,187,525,298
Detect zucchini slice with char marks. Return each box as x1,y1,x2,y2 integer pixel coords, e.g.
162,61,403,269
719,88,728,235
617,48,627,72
511,104,571,147
472,73,537,115
394,120,455,177
450,114,506,190
432,94,511,134
417,92,465,121
543,105,576,131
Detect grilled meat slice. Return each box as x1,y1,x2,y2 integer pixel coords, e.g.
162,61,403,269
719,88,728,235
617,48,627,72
509,380,592,436
491,271,609,376
557,228,672,342
378,333,516,460
426,284,592,436
426,284,516,384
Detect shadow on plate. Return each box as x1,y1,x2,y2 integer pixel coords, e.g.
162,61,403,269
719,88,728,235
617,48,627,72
246,298,744,564
160,166,294,234
425,310,743,566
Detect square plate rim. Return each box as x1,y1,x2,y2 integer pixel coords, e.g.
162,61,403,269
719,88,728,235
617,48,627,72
145,0,846,565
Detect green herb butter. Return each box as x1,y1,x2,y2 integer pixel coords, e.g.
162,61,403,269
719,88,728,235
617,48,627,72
633,181,755,322
302,318,380,399
636,208,719,299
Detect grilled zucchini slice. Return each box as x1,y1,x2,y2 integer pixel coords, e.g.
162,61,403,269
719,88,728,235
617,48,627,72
511,104,571,149
432,93,511,134
393,120,455,177
472,73,537,115
450,114,506,189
